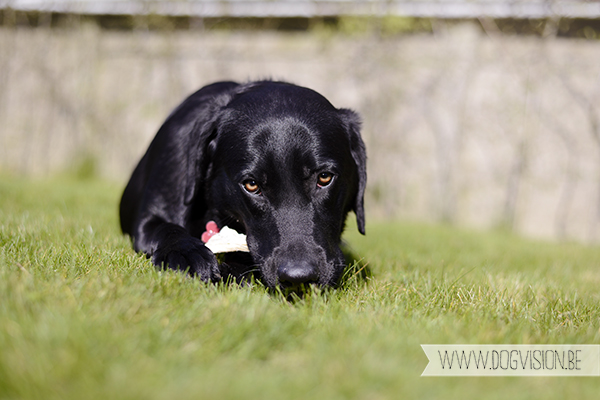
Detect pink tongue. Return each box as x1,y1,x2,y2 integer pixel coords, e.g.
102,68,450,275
201,221,220,243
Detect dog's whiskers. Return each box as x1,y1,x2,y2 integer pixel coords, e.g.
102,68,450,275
239,267,261,277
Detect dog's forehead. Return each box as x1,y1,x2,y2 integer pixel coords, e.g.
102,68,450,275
218,113,348,172
251,117,319,154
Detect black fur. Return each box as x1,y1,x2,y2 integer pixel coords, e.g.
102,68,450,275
120,81,366,288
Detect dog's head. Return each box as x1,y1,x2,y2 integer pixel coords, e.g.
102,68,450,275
187,82,366,287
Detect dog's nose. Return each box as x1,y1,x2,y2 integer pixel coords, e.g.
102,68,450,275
277,261,319,285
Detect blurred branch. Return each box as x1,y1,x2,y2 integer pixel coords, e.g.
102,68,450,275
478,16,531,231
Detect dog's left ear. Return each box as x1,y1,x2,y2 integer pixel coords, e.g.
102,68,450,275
339,108,367,235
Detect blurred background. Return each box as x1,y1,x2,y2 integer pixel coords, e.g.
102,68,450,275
1,0,600,242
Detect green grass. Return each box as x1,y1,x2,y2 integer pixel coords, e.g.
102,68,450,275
1,175,599,400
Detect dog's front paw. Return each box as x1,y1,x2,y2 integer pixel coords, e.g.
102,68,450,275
152,237,221,282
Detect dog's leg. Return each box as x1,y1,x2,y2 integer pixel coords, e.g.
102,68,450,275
134,216,220,282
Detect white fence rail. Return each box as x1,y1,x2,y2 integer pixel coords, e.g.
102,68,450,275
2,0,600,18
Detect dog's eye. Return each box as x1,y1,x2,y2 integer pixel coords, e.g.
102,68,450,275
243,180,261,194
317,172,334,187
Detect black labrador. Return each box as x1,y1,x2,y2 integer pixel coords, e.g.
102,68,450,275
120,80,366,288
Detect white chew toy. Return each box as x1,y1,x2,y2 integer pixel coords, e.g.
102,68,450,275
204,226,249,254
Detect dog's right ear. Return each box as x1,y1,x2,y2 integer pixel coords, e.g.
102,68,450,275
183,99,230,205
184,119,217,205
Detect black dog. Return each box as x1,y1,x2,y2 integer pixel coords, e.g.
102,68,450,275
120,81,366,288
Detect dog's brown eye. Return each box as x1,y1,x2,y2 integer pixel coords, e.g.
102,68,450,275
243,180,261,194
317,172,333,187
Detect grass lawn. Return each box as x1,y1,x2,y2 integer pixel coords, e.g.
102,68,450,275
1,175,599,399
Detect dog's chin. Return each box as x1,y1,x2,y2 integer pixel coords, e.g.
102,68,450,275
273,270,345,300
276,282,321,300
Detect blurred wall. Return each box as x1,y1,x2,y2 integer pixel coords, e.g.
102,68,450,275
1,22,600,242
